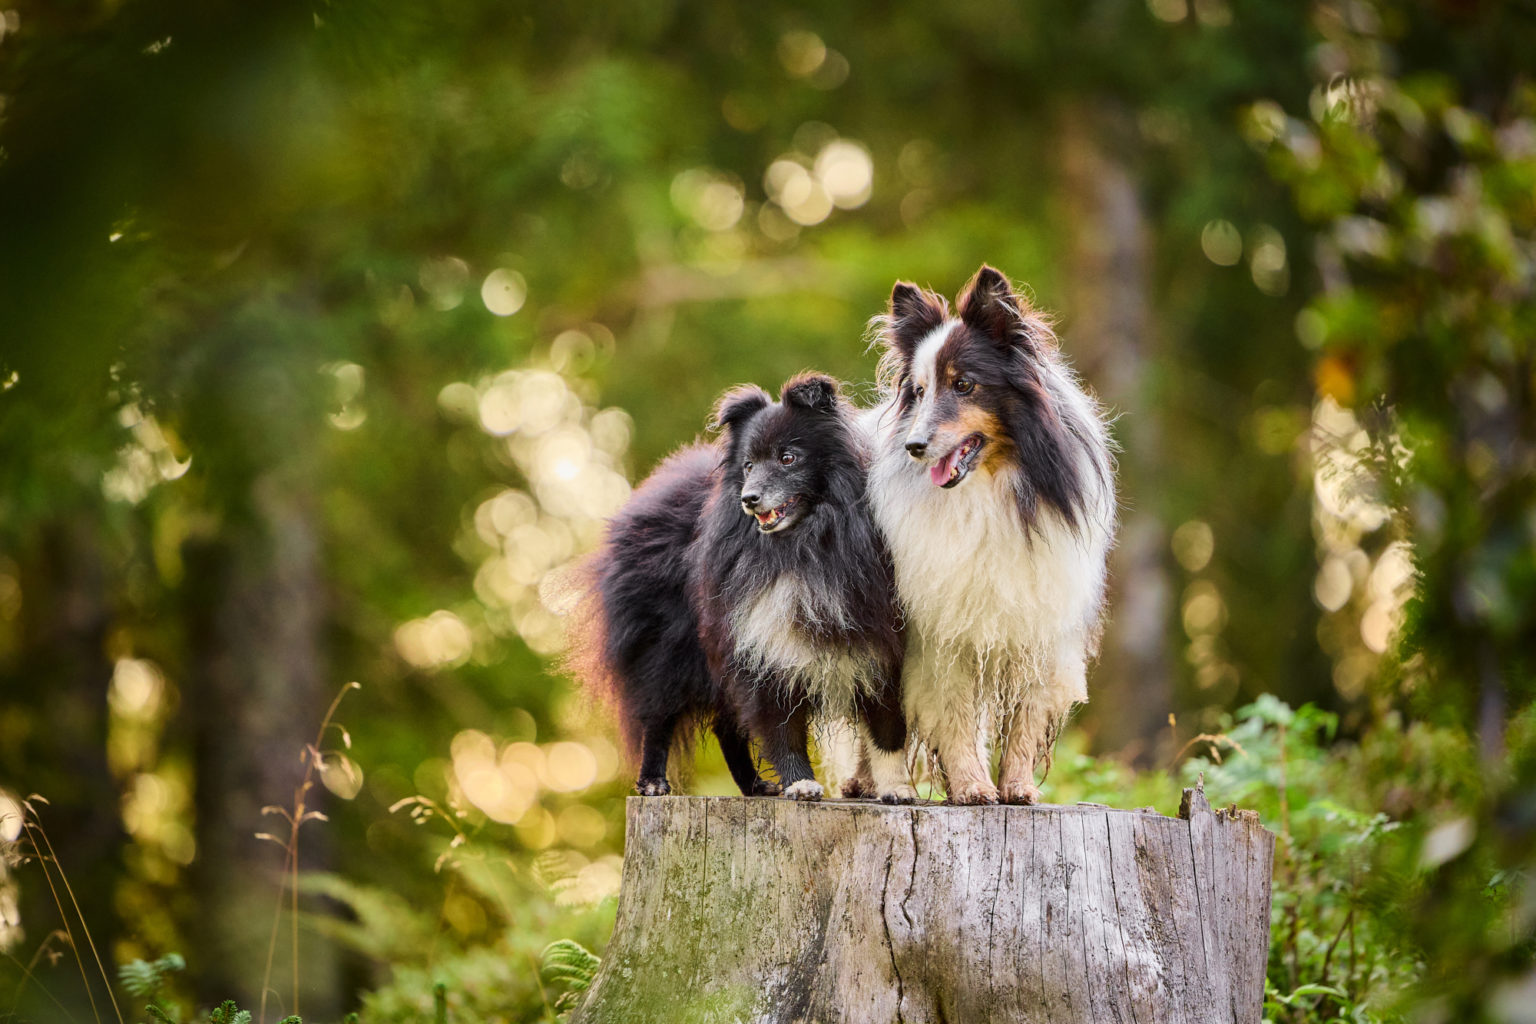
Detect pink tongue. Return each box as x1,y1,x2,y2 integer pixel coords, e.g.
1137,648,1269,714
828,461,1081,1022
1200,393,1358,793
929,448,960,486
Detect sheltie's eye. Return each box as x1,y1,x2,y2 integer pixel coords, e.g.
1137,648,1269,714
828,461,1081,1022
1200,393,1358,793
913,383,925,399
779,452,796,466
954,377,974,395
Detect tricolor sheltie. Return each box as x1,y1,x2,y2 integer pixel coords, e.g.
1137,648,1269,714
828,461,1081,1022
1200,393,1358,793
866,265,1116,805
566,373,912,802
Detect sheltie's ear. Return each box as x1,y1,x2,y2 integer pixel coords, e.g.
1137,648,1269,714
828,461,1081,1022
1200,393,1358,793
782,372,839,414
886,281,947,360
712,385,771,433
959,265,1034,352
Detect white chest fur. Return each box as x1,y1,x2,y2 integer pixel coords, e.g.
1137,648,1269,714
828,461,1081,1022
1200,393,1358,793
730,575,875,705
867,442,1113,662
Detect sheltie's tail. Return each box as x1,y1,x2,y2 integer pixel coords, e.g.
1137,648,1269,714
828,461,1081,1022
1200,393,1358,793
552,552,640,759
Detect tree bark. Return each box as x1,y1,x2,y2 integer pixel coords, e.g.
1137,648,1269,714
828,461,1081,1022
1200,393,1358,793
574,786,1273,1024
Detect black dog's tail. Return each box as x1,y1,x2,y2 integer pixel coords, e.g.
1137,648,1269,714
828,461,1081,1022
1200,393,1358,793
555,552,634,753
555,551,704,775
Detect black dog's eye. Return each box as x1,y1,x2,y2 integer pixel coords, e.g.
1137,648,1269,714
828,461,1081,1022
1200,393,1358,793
744,460,753,471
954,378,974,395
779,452,796,466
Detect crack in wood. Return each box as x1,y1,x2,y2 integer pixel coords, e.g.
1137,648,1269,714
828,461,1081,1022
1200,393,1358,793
881,834,906,1024
573,798,1274,1024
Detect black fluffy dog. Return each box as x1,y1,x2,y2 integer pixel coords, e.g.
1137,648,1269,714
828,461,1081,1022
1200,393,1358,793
565,373,912,802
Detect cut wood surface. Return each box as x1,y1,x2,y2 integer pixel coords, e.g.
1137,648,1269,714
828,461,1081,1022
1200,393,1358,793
572,786,1274,1024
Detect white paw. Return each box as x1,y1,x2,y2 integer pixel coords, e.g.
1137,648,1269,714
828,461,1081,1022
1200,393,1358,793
783,779,824,802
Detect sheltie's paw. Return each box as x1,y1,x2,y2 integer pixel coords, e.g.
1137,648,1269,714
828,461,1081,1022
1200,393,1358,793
1000,781,1042,805
783,779,825,802
946,781,1000,806
635,777,671,797
840,777,875,799
751,779,782,797
878,784,919,805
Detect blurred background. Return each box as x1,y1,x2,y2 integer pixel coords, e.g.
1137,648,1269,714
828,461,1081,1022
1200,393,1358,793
1,1,1532,1022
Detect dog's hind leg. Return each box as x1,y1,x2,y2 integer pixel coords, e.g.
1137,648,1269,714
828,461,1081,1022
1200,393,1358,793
999,643,1084,803
636,714,679,796
837,739,876,799
857,677,917,804
713,715,780,796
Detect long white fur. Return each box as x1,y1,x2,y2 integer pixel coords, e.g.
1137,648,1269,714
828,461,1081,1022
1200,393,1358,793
730,574,878,712
865,318,1116,797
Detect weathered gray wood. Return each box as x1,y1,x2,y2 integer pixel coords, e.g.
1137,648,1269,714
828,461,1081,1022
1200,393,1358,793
574,788,1274,1024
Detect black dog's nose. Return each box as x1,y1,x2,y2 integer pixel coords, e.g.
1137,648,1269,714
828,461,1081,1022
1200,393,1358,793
905,439,928,458
741,492,761,508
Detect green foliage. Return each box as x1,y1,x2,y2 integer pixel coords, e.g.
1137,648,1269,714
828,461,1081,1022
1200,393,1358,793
306,849,614,1024
114,955,308,1024
121,952,189,1024
120,952,187,999
206,1003,251,1024
540,939,600,1018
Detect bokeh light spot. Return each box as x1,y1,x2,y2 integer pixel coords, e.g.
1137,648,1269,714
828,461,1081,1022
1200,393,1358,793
1201,219,1243,266
481,268,527,317
1171,520,1214,572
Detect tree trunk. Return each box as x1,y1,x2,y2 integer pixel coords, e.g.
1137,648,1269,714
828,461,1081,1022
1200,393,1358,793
1057,101,1174,765
184,475,337,1018
574,786,1273,1024
4,518,124,968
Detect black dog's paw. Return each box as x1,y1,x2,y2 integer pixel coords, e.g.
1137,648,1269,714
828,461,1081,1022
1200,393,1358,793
636,777,671,796
751,779,782,797
879,791,917,805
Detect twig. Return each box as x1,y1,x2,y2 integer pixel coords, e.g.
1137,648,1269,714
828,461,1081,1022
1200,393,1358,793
258,681,360,1024
1170,732,1248,766
1318,904,1355,988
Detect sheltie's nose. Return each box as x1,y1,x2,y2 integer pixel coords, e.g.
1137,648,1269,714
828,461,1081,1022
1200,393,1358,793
741,492,761,510
905,439,928,458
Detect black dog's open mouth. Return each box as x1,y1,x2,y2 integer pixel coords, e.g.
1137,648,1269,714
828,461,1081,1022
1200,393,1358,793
930,434,986,489
753,496,800,532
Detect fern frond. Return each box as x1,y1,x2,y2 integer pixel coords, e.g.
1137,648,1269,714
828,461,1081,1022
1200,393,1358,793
540,939,600,993
119,952,187,998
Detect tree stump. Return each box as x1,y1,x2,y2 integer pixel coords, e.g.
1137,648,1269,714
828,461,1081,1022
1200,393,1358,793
573,786,1274,1024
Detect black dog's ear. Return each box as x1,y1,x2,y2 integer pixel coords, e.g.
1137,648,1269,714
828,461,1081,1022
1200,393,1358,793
782,372,840,414
712,384,771,433
958,265,1031,350
886,281,947,359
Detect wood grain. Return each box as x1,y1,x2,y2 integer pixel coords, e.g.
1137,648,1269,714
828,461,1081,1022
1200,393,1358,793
574,789,1274,1024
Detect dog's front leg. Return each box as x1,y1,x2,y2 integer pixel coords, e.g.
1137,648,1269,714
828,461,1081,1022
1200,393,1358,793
929,709,997,804
906,642,996,804
751,686,822,801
